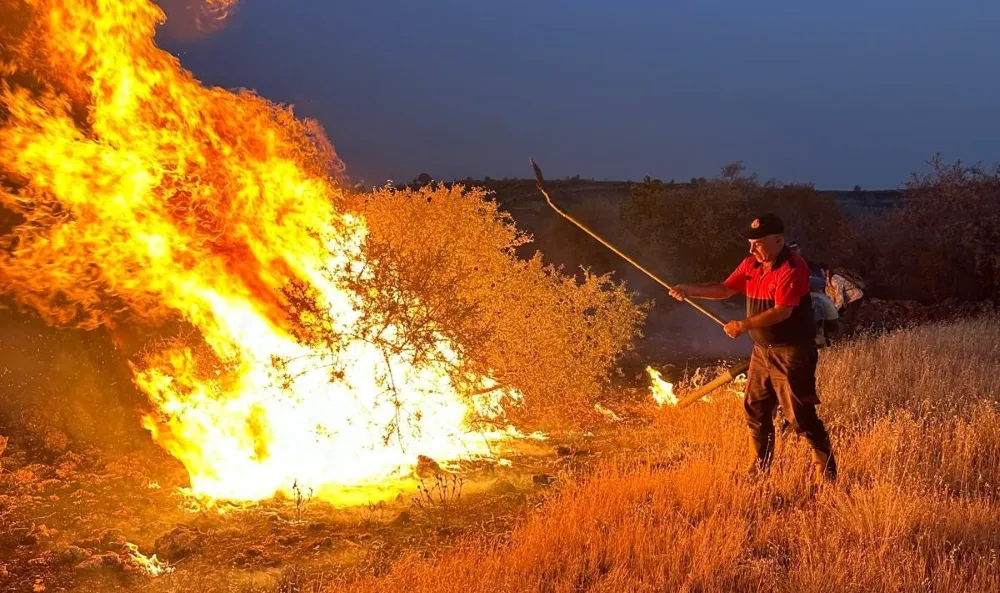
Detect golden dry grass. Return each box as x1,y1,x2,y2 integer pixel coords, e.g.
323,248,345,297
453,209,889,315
337,315,1000,593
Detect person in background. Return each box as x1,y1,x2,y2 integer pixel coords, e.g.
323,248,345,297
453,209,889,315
811,289,841,347
817,263,865,331
821,264,865,310
787,238,826,293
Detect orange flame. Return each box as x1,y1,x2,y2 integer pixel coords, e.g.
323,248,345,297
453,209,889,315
645,367,678,406
0,0,520,504
646,365,747,407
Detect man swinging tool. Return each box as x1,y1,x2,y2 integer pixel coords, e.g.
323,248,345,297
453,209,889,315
668,214,837,485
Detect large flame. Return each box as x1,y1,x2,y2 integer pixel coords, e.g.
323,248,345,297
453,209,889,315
0,0,519,503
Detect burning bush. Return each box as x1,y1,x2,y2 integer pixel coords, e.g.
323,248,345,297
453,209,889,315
332,183,649,427
0,0,644,505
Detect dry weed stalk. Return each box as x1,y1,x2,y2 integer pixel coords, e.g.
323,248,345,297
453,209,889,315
410,473,465,522
291,479,314,522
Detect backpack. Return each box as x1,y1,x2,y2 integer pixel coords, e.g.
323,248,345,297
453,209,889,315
833,267,866,291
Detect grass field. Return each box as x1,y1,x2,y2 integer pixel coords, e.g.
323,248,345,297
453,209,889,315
338,315,1000,593
4,316,999,592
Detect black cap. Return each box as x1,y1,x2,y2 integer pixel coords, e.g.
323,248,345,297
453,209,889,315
741,213,784,240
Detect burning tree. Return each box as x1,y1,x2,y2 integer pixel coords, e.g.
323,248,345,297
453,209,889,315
335,184,648,426
0,0,646,505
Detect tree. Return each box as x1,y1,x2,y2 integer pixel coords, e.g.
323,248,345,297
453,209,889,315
720,161,751,183
874,155,1000,301
296,184,649,428
620,164,854,284
622,173,747,283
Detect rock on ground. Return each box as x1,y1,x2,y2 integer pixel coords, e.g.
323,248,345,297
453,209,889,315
153,526,205,561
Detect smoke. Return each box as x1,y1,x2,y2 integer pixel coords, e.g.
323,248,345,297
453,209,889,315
0,308,159,457
155,0,240,41
643,301,752,362
504,192,753,364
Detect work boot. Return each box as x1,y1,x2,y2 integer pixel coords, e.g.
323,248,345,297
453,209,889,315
810,449,838,485
747,433,775,477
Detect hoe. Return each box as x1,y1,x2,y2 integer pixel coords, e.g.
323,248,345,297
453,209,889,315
528,158,749,407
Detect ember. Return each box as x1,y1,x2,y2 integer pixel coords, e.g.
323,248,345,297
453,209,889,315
0,0,521,504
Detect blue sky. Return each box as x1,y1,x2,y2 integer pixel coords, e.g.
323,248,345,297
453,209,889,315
161,0,1000,189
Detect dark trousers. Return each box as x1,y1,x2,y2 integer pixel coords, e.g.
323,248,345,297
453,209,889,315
745,342,832,468
840,300,863,335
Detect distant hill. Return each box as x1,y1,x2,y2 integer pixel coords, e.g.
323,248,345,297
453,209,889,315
397,177,906,221
817,189,905,218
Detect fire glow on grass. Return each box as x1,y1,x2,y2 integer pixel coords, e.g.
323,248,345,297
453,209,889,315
0,0,522,503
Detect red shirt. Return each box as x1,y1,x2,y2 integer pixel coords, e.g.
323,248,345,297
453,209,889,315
724,248,815,346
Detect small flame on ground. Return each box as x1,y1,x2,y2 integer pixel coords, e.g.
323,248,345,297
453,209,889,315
125,543,172,577
647,365,750,407
645,367,678,406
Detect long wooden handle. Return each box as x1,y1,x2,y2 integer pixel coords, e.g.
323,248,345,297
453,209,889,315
676,360,750,408
529,158,727,327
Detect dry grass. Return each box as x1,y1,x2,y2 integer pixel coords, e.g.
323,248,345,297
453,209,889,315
337,315,1000,593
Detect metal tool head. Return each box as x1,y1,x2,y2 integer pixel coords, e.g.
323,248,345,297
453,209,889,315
529,157,545,189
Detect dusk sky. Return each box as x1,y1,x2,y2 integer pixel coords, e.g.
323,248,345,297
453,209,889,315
162,0,1000,189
